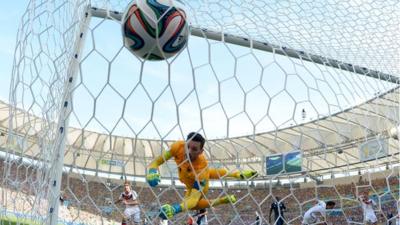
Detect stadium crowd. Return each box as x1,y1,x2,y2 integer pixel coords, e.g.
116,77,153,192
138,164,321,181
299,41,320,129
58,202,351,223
0,159,398,225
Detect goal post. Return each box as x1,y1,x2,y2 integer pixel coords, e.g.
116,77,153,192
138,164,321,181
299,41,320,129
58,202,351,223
46,6,92,225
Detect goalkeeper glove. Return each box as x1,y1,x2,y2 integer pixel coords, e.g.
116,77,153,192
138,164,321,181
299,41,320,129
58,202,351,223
239,170,258,179
220,195,237,204
159,203,182,220
146,168,160,187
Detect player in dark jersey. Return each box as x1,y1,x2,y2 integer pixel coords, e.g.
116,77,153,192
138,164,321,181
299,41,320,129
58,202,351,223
195,209,207,225
269,197,286,225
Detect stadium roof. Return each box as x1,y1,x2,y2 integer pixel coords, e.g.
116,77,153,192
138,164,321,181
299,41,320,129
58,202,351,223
1,0,398,182
0,85,398,178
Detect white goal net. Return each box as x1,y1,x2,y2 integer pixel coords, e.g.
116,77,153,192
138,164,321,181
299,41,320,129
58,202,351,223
1,0,399,225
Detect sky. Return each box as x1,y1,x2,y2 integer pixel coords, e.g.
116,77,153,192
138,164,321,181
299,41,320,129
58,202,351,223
3,0,397,141
0,1,29,101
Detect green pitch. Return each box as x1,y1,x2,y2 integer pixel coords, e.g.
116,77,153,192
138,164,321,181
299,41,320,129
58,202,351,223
0,215,40,225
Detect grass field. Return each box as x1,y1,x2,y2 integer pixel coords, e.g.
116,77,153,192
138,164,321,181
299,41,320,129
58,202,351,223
0,216,40,225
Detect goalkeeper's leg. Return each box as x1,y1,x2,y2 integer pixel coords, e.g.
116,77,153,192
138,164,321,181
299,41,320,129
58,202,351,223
159,186,204,219
192,195,237,210
181,188,203,211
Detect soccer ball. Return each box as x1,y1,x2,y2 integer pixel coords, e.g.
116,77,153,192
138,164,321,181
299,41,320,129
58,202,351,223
122,0,189,60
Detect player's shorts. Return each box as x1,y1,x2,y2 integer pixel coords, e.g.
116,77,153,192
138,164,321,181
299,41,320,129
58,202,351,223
124,207,141,224
364,213,377,223
274,218,284,225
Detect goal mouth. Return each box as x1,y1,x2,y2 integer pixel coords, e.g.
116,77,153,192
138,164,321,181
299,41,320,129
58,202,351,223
3,1,400,224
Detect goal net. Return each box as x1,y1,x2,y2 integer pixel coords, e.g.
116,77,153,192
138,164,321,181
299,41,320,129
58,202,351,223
2,0,399,224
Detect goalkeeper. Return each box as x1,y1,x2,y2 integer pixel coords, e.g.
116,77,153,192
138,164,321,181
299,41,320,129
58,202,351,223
146,132,258,220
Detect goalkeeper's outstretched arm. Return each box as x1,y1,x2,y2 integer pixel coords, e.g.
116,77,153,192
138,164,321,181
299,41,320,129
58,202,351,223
148,150,172,169
146,151,173,187
209,168,258,180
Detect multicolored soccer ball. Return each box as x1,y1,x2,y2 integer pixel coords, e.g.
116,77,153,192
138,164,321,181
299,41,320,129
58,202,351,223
122,0,189,61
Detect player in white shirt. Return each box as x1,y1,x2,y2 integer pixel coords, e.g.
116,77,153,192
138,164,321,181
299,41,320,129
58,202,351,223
159,219,168,225
115,181,141,225
302,200,336,225
359,194,378,225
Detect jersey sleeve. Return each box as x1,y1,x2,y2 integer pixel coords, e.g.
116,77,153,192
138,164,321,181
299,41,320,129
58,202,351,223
169,141,183,157
208,167,228,179
320,208,326,217
316,201,326,217
148,142,180,169
118,193,123,200
131,191,138,201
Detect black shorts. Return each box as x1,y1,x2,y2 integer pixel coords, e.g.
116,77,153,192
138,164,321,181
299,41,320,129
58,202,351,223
273,218,284,225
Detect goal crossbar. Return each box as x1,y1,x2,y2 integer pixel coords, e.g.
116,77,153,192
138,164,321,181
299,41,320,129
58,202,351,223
90,7,399,84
